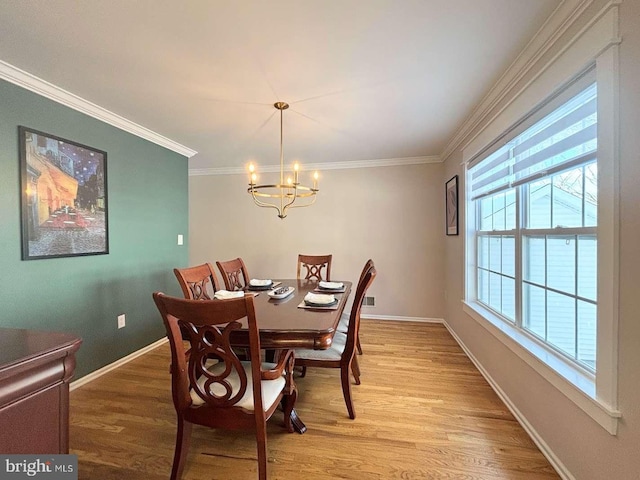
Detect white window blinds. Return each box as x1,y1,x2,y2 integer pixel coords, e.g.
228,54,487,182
469,70,597,201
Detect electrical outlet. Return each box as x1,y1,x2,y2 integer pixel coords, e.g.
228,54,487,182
177,234,184,246
117,314,126,329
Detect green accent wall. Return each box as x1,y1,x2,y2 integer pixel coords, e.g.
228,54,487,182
0,79,188,378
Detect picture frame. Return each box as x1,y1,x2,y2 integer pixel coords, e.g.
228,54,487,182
445,175,458,236
19,126,109,260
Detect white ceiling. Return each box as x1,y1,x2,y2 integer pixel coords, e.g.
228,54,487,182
0,0,559,172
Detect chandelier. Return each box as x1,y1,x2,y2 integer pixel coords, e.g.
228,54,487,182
247,102,319,219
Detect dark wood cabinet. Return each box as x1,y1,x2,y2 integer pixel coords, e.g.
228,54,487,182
0,328,81,454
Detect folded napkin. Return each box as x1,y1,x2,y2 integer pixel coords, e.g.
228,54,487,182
319,281,344,289
213,290,245,300
249,278,272,286
304,292,336,305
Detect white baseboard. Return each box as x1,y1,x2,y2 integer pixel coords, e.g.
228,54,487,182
70,337,168,391
442,320,574,480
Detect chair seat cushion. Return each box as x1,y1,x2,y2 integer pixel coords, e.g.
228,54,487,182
190,361,285,412
294,331,346,361
337,312,349,333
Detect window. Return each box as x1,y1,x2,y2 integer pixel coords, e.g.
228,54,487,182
461,4,620,435
469,79,598,372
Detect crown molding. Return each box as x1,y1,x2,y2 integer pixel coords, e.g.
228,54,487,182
0,60,197,158
188,155,440,176
440,0,598,162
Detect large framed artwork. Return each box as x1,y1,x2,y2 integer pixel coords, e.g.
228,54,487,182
445,175,458,236
19,126,109,260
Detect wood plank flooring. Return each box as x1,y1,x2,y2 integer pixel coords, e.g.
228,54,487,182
69,320,560,479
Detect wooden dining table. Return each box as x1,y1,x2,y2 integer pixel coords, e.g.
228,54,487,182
230,279,352,349
229,278,353,433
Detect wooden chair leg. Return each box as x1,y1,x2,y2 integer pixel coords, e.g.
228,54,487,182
282,388,298,433
256,421,268,480
341,364,356,419
356,335,363,355
171,418,193,480
351,355,361,385
300,366,307,377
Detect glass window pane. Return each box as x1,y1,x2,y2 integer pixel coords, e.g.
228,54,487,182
524,236,545,285
547,236,576,295
478,269,489,304
528,179,551,229
552,167,584,228
577,300,597,370
524,283,546,339
478,235,489,269
502,236,515,277
547,291,576,359
584,162,597,227
502,276,515,321
479,197,493,231
493,193,506,230
489,237,502,272
578,235,597,301
505,189,516,230
489,272,502,312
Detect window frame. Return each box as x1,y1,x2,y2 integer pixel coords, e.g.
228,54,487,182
462,45,620,434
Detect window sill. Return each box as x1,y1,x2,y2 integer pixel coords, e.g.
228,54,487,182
462,300,620,434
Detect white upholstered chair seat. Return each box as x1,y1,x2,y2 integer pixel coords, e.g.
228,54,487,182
294,331,347,361
190,361,285,412
337,312,349,333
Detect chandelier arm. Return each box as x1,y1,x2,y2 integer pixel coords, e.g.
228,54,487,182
248,184,305,218
285,192,318,211
249,188,287,216
285,184,299,207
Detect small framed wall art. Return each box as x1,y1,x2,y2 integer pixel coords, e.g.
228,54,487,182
445,175,458,236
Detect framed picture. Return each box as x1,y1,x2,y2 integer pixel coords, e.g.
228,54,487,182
445,175,458,236
19,126,109,260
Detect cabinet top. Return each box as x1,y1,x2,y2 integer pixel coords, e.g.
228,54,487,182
0,328,81,370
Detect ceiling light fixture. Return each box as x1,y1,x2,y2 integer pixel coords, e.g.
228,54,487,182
247,102,319,219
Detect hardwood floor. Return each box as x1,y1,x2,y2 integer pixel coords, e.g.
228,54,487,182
69,320,560,479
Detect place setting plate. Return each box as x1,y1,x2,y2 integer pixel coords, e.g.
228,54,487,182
247,279,281,291
313,281,346,293
298,292,340,310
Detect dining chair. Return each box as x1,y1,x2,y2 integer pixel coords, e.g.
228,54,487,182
216,257,250,291
297,254,332,281
294,263,376,419
173,263,221,300
174,263,251,360
153,292,298,480
337,259,374,355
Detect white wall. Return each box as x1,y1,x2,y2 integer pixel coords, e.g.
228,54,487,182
189,163,445,319
443,1,640,478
